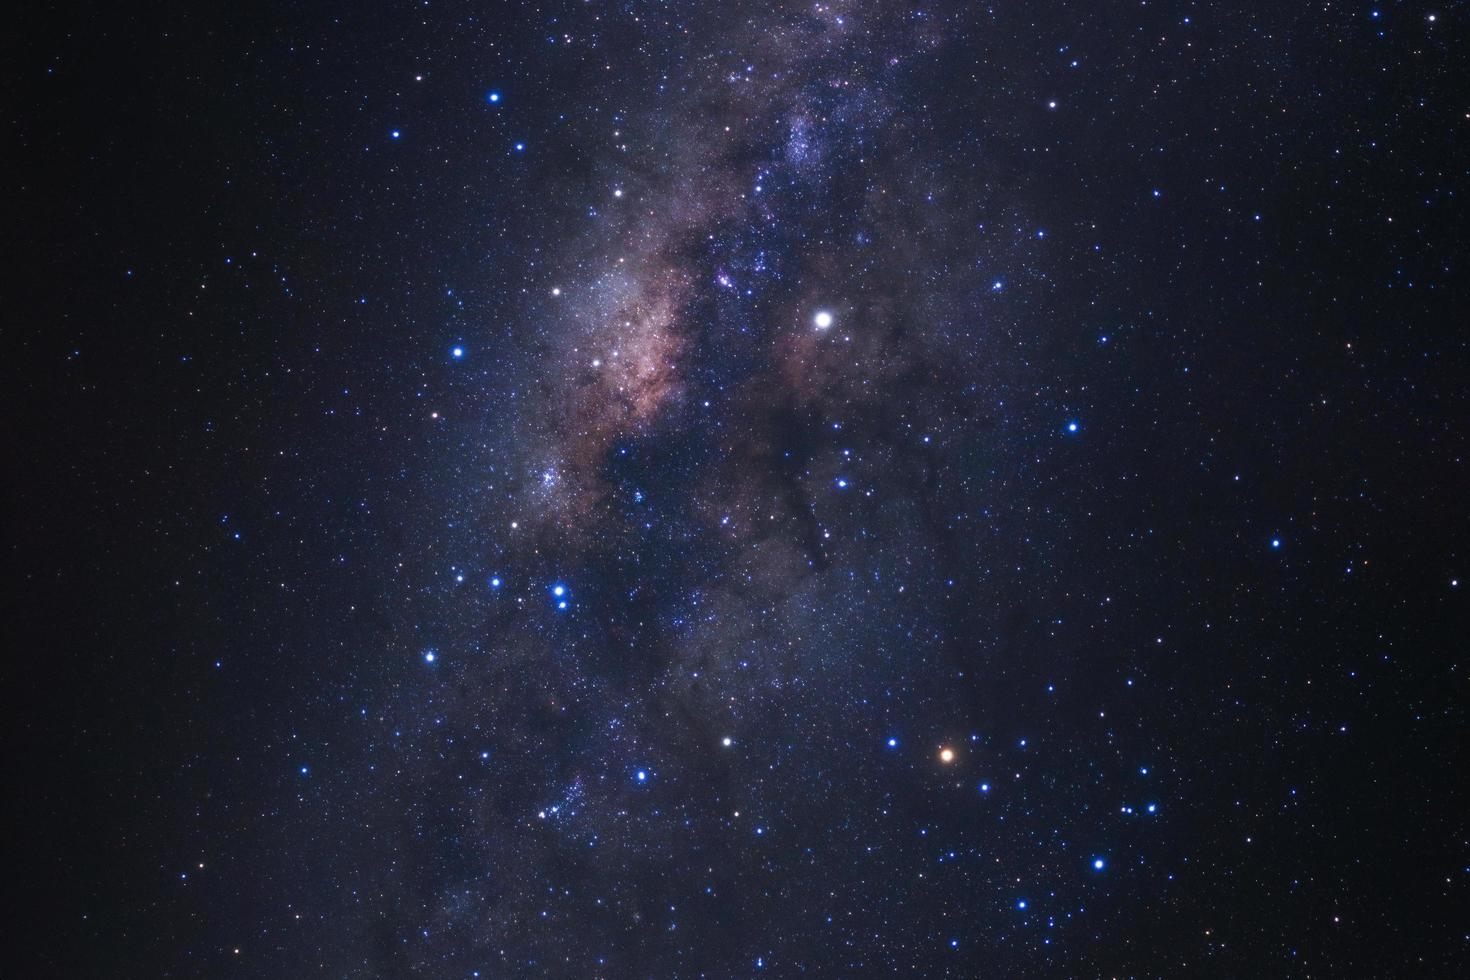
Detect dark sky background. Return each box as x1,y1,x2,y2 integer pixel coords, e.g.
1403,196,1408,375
10,1,1468,976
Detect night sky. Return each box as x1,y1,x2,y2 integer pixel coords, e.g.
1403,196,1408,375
12,1,1470,976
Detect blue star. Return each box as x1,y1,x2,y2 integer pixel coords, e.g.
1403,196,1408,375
424,650,436,663
1066,421,1079,433
887,737,898,748
451,346,464,359
486,90,501,104
489,576,502,589
635,770,647,782
1093,857,1106,870
1271,538,1282,549
390,129,401,139
1016,899,1027,910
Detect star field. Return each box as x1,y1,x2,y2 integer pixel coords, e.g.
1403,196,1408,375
11,0,1470,976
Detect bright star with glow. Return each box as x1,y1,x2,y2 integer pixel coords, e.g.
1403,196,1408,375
814,310,833,329
938,747,955,763
451,346,464,359
486,90,501,103
423,650,436,663
1093,857,1106,870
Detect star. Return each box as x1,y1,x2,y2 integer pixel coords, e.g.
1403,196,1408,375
813,310,834,330
938,747,955,763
